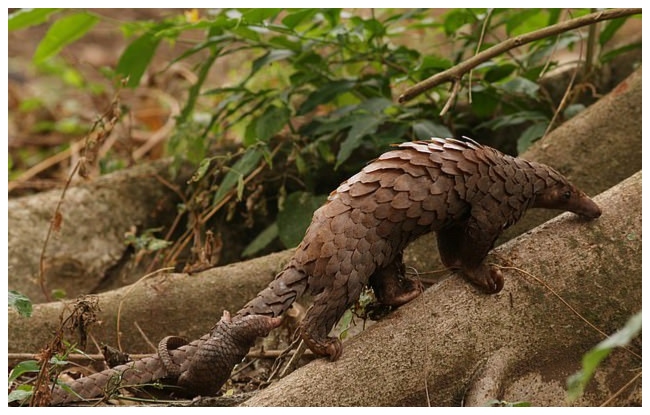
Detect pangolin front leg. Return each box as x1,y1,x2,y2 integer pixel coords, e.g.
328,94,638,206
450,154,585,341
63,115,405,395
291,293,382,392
437,214,504,293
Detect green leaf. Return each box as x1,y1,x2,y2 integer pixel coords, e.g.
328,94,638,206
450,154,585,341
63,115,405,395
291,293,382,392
242,8,281,24
297,80,356,115
469,86,500,118
600,41,641,64
277,192,328,248
563,103,586,120
213,147,264,206
484,63,517,83
8,387,32,404
485,111,548,130
500,76,539,97
335,114,383,169
517,122,548,154
505,9,546,36
418,54,452,71
33,12,99,64
242,222,279,257
412,120,453,140
116,32,161,88
338,309,355,340
9,8,61,31
8,360,40,383
254,104,291,143
250,49,295,79
282,9,318,29
8,290,33,317
567,312,642,401
190,158,212,183
599,16,629,46
442,9,474,35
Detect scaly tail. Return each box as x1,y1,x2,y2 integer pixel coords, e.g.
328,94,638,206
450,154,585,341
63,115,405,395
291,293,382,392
236,263,309,318
178,264,307,394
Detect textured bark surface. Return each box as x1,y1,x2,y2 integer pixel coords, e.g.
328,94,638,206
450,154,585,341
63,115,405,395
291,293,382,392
7,159,185,303
8,251,291,355
241,171,641,407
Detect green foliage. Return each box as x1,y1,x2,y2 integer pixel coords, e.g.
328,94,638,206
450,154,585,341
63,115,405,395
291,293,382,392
33,12,99,64
8,8,61,31
124,227,172,252
10,8,638,256
8,290,32,317
566,312,641,402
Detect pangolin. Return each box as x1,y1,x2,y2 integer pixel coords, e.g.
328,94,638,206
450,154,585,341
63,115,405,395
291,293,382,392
48,137,601,404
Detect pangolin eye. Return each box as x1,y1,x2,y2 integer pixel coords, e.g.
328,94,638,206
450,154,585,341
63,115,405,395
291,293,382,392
562,190,572,200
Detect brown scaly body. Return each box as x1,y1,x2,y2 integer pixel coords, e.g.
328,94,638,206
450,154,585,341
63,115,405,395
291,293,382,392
49,137,601,404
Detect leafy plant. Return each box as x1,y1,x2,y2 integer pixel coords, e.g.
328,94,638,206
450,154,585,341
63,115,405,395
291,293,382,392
9,8,638,264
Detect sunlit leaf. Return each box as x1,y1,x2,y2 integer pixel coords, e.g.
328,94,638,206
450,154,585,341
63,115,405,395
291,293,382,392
282,9,318,29
9,8,60,31
250,49,294,78
8,360,40,383
8,387,32,404
33,12,99,63
242,8,281,24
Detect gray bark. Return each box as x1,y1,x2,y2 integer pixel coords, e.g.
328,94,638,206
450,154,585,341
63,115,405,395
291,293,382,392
8,160,186,304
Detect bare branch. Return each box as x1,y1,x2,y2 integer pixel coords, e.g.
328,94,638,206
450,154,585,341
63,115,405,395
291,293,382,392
397,8,641,103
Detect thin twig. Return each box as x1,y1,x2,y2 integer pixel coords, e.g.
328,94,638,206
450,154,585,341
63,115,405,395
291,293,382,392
8,140,83,192
543,12,585,138
37,161,81,301
599,370,642,407
398,8,641,103
439,79,461,117
467,8,493,106
584,8,600,76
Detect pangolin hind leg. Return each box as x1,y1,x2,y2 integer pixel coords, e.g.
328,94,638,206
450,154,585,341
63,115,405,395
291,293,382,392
299,276,366,361
369,252,423,306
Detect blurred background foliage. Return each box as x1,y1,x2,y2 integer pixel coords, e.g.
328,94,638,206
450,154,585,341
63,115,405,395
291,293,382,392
7,8,640,267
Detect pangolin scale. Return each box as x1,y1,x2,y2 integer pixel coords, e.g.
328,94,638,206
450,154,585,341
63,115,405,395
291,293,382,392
48,137,601,404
